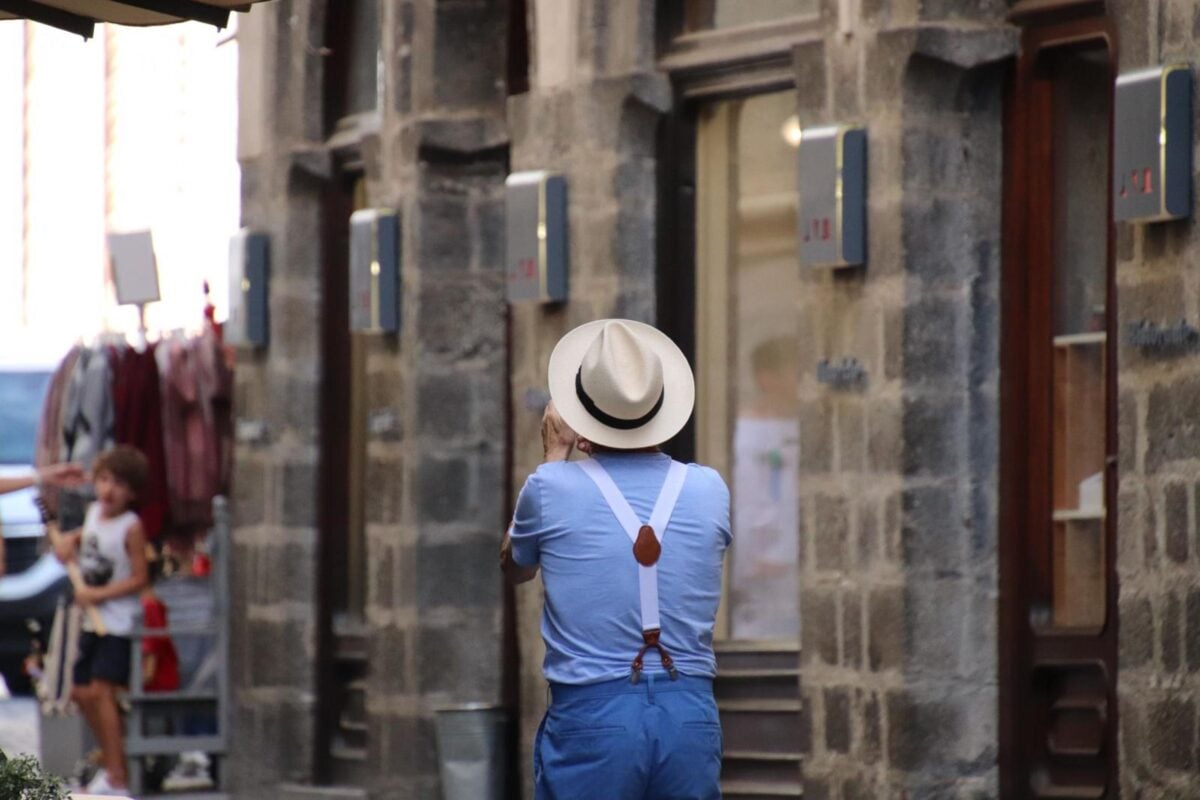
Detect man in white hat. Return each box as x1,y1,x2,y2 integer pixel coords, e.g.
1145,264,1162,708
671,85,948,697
501,319,731,800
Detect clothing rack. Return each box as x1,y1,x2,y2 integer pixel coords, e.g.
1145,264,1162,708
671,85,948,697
37,323,234,543
125,495,231,795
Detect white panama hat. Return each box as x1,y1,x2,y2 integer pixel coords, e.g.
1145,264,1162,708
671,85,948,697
548,319,695,450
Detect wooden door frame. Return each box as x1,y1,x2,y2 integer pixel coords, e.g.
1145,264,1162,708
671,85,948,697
999,13,1119,798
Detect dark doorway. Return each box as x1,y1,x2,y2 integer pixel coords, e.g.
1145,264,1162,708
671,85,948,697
1000,15,1119,799
315,171,364,786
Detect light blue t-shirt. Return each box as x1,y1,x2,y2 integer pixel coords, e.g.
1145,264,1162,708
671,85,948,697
510,452,731,685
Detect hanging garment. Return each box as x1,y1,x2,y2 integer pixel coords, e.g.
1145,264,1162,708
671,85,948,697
112,343,169,540
59,347,113,530
34,347,82,517
159,338,212,532
36,347,80,468
37,597,81,715
60,347,114,469
140,593,180,692
210,334,234,495
192,330,233,498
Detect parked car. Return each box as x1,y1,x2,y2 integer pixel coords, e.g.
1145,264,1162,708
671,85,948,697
0,365,69,695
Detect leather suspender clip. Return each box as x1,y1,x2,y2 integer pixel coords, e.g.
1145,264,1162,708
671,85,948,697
630,628,678,683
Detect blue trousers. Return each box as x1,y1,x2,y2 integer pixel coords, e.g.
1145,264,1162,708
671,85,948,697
534,673,723,800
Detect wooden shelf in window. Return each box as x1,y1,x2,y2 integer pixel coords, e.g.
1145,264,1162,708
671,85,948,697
1053,331,1106,348
1052,514,1106,631
1052,509,1106,522
1052,332,1106,511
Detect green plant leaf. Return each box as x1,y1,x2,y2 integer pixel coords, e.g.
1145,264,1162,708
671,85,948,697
0,752,68,800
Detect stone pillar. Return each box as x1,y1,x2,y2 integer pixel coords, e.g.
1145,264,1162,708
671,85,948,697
232,1,513,796
229,1,328,793
360,1,512,797
1114,5,1200,796
794,12,1014,797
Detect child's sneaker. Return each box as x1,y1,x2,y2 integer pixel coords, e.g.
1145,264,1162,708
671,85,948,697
162,750,212,790
84,768,129,796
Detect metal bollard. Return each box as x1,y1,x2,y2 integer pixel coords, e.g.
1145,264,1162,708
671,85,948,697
434,704,509,800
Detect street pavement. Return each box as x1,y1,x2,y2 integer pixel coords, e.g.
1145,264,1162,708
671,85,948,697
0,696,39,758
0,698,226,799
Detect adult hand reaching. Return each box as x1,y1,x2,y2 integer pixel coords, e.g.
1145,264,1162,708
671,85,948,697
0,462,86,496
38,462,87,489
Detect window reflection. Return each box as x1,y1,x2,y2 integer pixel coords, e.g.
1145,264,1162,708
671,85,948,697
345,0,380,116
685,0,817,32
696,90,801,640
732,338,801,639
1047,44,1110,631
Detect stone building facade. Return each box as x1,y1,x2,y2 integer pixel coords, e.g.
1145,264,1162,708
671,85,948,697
227,1,1200,798
1114,5,1200,799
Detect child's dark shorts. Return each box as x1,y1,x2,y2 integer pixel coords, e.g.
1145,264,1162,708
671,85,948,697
74,632,132,686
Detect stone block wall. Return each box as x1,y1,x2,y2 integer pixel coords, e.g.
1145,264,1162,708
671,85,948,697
361,5,511,796
227,2,1200,798
1114,5,1200,797
793,6,1012,798
229,3,328,792
504,2,1016,797
231,1,511,797
361,152,510,797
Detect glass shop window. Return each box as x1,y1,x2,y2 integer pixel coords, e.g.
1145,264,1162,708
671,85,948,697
683,0,818,32
325,0,381,128
695,91,802,640
1047,45,1110,632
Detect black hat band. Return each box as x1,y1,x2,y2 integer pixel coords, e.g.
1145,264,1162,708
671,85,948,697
575,368,664,430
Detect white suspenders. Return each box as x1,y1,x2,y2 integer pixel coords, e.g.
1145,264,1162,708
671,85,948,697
578,458,689,681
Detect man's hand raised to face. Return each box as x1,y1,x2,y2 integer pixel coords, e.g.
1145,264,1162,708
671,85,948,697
541,400,582,462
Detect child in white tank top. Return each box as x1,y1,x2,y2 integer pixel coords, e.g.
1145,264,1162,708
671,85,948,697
53,445,150,795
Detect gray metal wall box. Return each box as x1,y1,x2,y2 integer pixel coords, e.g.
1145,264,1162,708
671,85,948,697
350,209,401,333
227,229,270,348
798,125,867,268
1114,64,1192,223
506,171,568,303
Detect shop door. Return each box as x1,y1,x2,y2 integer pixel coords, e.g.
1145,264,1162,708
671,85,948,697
670,89,805,799
1000,19,1118,799
315,0,379,782
316,173,371,786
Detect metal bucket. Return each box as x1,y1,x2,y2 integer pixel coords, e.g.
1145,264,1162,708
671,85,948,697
39,711,94,779
434,704,509,800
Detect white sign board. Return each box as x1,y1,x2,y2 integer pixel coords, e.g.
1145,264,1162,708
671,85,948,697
107,230,161,306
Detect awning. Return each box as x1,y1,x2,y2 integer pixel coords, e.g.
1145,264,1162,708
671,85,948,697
0,0,272,38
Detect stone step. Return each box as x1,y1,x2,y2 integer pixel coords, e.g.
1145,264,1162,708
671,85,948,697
330,742,367,762
717,668,801,679
715,643,801,672
277,784,367,800
334,722,368,752
719,702,804,755
721,778,803,798
724,750,803,762
1031,780,1104,799
721,752,803,785
715,670,801,703
718,699,803,713
339,715,369,733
